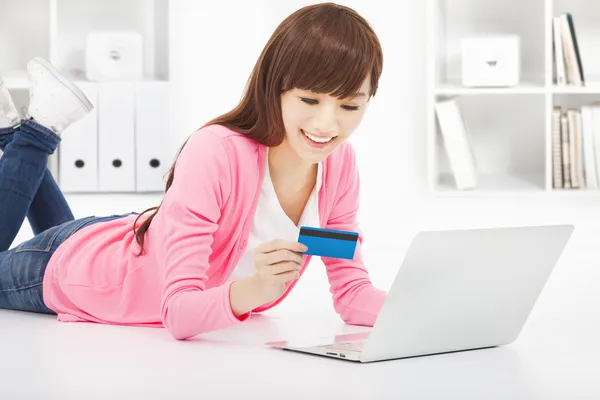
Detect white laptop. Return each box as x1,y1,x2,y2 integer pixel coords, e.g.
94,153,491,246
267,225,574,363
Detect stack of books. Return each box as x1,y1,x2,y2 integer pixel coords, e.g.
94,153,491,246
552,105,600,190
553,13,584,86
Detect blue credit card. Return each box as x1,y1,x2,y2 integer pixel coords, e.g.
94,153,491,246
298,226,359,260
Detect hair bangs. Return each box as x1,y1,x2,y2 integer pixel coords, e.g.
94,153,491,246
280,6,381,99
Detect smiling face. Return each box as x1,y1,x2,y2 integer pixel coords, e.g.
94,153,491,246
279,76,371,164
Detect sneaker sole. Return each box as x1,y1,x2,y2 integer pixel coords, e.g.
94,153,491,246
28,57,94,113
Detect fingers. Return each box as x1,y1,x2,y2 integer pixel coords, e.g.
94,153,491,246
263,249,304,266
253,240,306,289
255,239,307,254
273,269,300,284
269,261,302,275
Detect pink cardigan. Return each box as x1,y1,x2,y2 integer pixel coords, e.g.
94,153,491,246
43,125,387,340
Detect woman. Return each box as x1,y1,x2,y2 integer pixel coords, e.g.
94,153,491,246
0,2,387,340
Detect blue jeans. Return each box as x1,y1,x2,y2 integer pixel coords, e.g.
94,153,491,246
0,120,132,314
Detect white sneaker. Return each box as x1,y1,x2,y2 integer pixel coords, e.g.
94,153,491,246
0,77,20,128
27,57,94,134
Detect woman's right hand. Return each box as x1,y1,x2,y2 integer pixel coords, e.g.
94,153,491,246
251,239,308,303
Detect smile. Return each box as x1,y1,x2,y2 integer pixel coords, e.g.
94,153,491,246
301,129,335,143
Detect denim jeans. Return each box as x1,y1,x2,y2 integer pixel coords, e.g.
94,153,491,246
0,120,132,314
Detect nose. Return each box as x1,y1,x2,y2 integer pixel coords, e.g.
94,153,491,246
313,103,338,135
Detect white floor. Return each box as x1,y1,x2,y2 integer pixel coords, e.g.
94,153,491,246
2,193,600,399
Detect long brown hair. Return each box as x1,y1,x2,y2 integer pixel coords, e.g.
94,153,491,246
133,2,383,254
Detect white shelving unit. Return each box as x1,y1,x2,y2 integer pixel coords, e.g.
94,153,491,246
0,0,170,193
427,0,600,197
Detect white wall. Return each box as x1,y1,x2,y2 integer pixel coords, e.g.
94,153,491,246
168,0,428,220
167,1,600,312
3,0,594,334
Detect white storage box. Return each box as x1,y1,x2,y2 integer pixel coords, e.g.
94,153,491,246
461,35,521,87
86,31,143,82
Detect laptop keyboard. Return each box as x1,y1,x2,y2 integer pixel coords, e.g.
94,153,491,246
319,340,366,352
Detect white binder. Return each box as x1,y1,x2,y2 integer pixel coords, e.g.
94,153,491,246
98,82,135,192
135,82,171,192
58,82,99,193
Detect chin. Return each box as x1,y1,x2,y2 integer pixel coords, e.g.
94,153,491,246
297,143,339,164
298,152,329,164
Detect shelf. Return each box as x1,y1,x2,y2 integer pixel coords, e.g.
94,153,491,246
435,81,546,95
436,82,600,95
552,82,600,94
428,0,600,197
1,72,169,91
431,0,546,95
55,0,170,81
434,83,600,95
1,72,29,90
433,94,546,194
0,0,171,194
549,188,600,196
70,77,170,84
434,173,545,197
434,172,600,197
0,0,51,73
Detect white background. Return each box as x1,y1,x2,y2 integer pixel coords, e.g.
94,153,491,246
12,0,599,318
166,0,600,284
4,1,600,398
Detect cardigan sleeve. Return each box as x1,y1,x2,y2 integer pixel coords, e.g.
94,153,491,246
322,144,387,326
159,129,250,340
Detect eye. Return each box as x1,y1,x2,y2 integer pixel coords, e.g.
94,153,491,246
342,105,360,111
300,97,318,105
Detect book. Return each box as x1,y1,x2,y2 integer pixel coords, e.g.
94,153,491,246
559,13,584,86
552,106,564,188
561,112,572,189
434,98,478,190
590,104,600,189
553,17,566,85
566,13,585,85
567,109,583,188
580,105,598,189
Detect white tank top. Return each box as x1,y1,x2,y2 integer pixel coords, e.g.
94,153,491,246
226,154,322,283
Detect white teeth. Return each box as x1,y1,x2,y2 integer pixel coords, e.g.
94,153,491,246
302,130,333,143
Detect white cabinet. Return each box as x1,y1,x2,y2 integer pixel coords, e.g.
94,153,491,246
0,0,170,193
427,0,600,197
